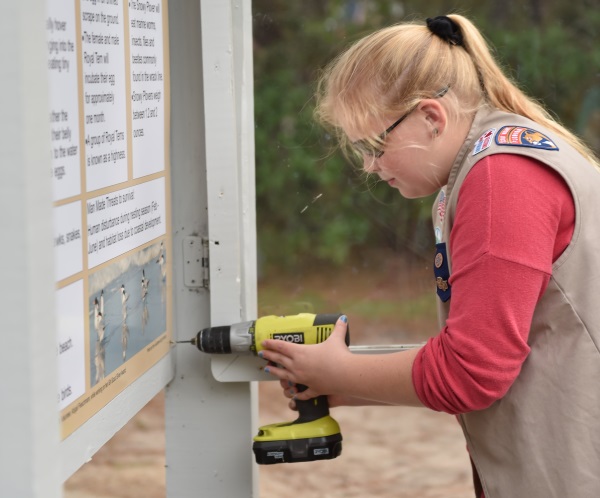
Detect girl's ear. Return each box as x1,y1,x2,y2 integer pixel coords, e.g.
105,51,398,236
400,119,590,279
419,99,447,136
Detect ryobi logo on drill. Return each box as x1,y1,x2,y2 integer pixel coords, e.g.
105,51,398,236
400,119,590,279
272,332,305,344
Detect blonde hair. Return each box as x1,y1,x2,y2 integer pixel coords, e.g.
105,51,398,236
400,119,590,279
315,14,600,169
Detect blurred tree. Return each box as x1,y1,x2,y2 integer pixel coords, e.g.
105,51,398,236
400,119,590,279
252,0,600,273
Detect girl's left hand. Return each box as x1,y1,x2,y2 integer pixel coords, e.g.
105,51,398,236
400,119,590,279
259,315,350,401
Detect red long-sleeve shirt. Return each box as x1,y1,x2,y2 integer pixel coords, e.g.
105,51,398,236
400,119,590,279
412,153,575,414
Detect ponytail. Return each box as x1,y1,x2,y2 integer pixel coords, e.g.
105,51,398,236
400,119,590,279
448,14,600,170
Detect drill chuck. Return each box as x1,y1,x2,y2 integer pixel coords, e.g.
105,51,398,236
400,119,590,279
194,321,254,354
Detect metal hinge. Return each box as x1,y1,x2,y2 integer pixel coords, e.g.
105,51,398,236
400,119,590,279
201,237,210,289
183,236,210,289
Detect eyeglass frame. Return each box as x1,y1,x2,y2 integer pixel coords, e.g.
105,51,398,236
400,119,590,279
351,86,450,158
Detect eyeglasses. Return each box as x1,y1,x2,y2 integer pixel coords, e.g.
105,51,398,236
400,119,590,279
351,86,450,158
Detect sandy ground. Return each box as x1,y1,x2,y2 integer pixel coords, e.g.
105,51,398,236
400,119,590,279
64,385,474,498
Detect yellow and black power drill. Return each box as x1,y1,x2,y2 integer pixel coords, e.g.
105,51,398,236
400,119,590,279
177,313,349,465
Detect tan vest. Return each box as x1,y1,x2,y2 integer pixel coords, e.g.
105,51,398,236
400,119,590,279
432,107,600,497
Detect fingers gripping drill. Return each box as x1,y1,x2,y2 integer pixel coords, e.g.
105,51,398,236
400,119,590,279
177,313,349,464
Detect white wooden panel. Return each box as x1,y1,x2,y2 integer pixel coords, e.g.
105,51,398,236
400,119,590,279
0,2,61,497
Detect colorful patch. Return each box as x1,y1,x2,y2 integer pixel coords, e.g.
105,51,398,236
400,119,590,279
437,190,446,225
495,126,559,151
434,188,446,243
472,128,496,155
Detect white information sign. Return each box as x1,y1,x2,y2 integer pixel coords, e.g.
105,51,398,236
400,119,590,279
129,1,165,178
47,0,81,201
86,178,166,268
57,281,86,411
53,201,83,282
81,0,128,192
47,0,171,440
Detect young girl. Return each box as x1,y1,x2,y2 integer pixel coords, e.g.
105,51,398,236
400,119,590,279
259,15,600,498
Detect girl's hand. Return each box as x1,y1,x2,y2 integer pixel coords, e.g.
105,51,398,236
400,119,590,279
278,379,359,411
263,315,422,407
259,315,350,401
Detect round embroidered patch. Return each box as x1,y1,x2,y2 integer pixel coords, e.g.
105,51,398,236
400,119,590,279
434,252,444,268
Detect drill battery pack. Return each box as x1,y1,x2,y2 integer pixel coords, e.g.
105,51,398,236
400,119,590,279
253,433,342,464
252,414,343,464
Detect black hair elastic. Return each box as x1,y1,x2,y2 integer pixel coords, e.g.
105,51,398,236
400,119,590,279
426,16,464,46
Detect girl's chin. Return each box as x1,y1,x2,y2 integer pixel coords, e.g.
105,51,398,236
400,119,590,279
395,184,437,199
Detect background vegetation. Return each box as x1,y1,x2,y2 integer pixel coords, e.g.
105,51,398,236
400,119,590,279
252,0,600,274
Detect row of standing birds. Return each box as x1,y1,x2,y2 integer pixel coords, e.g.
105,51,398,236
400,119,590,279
92,248,166,382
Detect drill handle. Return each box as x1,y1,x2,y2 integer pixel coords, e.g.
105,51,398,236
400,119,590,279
293,385,329,423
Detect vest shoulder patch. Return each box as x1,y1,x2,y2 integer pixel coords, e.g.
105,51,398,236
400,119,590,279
472,128,496,155
495,126,559,151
